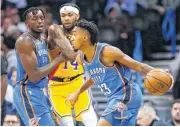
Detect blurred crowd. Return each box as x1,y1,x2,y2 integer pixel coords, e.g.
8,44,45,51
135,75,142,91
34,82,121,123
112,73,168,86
1,0,180,126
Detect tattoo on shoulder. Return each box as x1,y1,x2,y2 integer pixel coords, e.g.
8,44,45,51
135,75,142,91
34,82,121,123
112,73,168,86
49,25,65,39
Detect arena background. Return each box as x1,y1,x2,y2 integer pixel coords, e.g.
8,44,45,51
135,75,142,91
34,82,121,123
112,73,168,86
1,0,180,126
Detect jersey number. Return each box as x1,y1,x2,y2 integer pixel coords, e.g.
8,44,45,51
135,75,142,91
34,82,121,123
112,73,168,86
63,61,78,70
98,83,111,95
42,56,48,63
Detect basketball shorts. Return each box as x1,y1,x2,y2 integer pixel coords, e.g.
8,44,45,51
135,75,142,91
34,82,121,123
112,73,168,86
13,85,56,126
48,75,91,121
101,81,143,126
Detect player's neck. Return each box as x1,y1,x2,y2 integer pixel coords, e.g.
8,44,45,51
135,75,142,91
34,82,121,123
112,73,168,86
28,30,41,40
81,43,97,63
63,26,73,34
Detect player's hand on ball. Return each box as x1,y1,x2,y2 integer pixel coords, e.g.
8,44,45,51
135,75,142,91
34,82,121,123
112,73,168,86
145,69,174,95
66,91,79,106
165,69,174,89
149,69,174,89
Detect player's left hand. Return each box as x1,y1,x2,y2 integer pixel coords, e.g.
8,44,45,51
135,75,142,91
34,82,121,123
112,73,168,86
66,91,79,106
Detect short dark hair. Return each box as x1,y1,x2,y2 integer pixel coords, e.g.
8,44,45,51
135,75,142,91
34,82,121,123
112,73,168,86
60,3,80,11
75,19,99,45
22,7,45,21
172,99,180,106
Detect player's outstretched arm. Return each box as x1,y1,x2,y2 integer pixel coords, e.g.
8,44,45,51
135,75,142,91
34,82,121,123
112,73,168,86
66,78,94,106
102,46,155,75
16,36,67,83
47,24,77,61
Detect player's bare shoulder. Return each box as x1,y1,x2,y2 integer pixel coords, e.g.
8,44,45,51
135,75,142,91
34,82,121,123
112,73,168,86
102,45,117,57
15,34,34,53
101,45,125,62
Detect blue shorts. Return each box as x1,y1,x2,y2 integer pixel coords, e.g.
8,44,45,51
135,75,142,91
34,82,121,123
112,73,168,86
102,108,139,126
13,85,56,126
101,82,142,126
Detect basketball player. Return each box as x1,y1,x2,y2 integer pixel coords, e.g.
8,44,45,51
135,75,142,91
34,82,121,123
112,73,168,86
13,7,71,126
47,3,97,126
66,19,173,126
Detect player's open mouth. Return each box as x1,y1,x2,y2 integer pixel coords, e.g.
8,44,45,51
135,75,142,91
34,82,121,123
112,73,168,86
64,23,72,27
74,49,78,52
37,26,43,30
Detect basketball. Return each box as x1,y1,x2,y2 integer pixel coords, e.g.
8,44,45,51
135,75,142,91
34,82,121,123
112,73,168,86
144,69,173,95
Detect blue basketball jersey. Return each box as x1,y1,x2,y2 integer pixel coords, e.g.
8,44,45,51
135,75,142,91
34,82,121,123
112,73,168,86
81,43,133,101
16,34,49,88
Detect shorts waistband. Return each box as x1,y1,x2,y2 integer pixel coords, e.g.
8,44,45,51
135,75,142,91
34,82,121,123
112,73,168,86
51,73,83,82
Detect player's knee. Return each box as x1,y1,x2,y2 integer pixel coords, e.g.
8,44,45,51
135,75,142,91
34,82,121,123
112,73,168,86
81,105,98,126
60,117,74,126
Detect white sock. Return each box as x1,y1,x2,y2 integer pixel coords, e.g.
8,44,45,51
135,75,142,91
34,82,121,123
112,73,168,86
81,105,98,126
60,117,74,126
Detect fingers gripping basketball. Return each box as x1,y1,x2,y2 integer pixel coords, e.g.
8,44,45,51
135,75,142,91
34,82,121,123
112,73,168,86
144,69,174,95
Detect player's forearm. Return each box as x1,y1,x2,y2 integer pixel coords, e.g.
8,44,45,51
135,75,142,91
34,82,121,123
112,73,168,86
77,78,94,95
138,63,155,75
55,38,77,61
28,55,66,83
1,75,8,104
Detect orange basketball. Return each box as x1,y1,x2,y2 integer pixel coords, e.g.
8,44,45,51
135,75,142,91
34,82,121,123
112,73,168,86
144,69,173,95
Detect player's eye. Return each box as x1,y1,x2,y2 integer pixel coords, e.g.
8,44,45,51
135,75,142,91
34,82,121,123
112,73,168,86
68,14,73,17
33,18,37,20
40,17,44,20
72,32,76,36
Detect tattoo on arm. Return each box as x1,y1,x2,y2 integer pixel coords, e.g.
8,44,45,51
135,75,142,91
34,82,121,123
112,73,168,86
48,25,76,60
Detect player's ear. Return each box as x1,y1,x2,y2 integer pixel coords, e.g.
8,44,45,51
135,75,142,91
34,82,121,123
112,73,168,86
84,32,90,41
25,22,29,28
83,31,90,41
76,14,80,20
83,35,88,41
25,20,30,28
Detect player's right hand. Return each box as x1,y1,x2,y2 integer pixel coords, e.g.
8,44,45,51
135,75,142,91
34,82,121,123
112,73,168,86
29,118,39,126
56,53,68,62
66,91,79,106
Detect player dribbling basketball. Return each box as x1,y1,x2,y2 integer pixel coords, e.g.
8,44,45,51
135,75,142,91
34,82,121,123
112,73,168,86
66,19,174,126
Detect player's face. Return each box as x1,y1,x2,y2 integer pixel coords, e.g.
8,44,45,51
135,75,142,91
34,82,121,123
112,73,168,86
136,110,153,126
71,26,87,51
3,115,20,126
171,103,180,121
26,10,45,33
60,11,79,30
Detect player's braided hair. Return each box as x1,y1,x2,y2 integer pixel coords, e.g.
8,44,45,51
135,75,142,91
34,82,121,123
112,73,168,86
23,7,45,21
75,19,99,45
